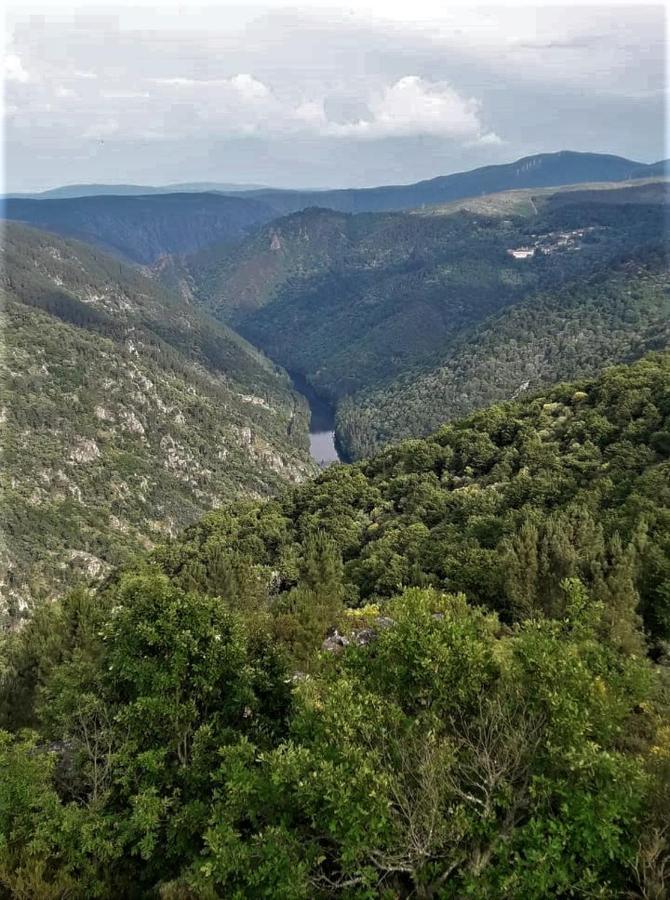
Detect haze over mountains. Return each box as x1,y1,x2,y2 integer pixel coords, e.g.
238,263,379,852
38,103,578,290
3,151,667,264
5,182,272,200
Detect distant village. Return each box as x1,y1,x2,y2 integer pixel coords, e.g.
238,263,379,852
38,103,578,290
507,226,600,259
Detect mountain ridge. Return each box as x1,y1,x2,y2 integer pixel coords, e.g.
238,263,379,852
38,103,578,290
184,180,668,459
2,152,666,263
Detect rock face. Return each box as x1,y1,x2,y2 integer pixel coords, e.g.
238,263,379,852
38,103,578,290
70,439,101,464
322,630,350,654
321,617,397,653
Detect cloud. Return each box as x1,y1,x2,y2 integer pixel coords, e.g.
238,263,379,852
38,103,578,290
4,5,663,191
83,118,119,140
5,53,29,83
229,73,272,100
147,72,498,144
325,76,497,141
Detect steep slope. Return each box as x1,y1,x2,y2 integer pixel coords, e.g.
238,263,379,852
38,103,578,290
150,352,670,644
1,355,669,899
0,223,314,612
188,182,667,458
232,150,664,215
1,192,276,264
337,250,670,457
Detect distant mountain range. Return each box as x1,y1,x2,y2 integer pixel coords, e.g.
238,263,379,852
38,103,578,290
231,151,668,215
4,181,272,199
2,151,667,263
1,192,277,264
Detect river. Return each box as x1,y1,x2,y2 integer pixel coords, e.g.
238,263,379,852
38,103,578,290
289,372,341,466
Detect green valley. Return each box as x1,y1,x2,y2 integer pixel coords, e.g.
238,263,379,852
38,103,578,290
186,180,668,459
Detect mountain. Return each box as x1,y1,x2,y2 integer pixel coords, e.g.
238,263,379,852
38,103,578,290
2,353,668,898
5,181,271,200
148,350,670,645
1,192,277,264
3,153,664,267
0,222,314,613
187,180,668,458
232,150,665,215
337,249,670,457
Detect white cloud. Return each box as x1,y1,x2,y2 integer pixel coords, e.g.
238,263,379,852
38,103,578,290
4,5,661,190
475,131,503,146
5,53,29,83
147,72,497,144
83,118,119,140
228,73,271,100
325,76,490,140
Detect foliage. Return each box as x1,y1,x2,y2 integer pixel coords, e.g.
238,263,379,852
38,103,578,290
1,355,670,896
187,182,668,460
0,223,314,622
337,250,669,458
149,353,670,647
0,577,666,898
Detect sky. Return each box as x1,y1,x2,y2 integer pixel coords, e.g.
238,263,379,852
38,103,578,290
3,0,667,192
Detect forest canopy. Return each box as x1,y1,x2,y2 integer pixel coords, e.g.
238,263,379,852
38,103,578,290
1,353,669,898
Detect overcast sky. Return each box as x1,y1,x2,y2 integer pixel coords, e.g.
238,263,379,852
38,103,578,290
3,1,667,191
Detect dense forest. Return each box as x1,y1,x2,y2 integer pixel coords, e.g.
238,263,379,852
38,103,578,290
2,354,669,898
186,182,668,459
2,193,276,264
0,224,314,616
336,248,670,457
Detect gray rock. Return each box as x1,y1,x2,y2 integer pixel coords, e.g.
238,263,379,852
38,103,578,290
352,628,376,646
321,629,351,653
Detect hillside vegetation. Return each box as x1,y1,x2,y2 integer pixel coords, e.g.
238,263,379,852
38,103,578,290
3,152,665,266
1,354,669,898
0,223,314,616
337,250,670,457
1,193,276,264
189,182,668,458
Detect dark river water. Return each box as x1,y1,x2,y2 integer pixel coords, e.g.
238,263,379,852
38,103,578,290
289,372,341,466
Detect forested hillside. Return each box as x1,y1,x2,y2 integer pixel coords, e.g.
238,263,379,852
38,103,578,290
0,224,314,617
189,181,668,458
337,249,670,457
1,193,276,264
4,152,664,266
1,354,669,898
